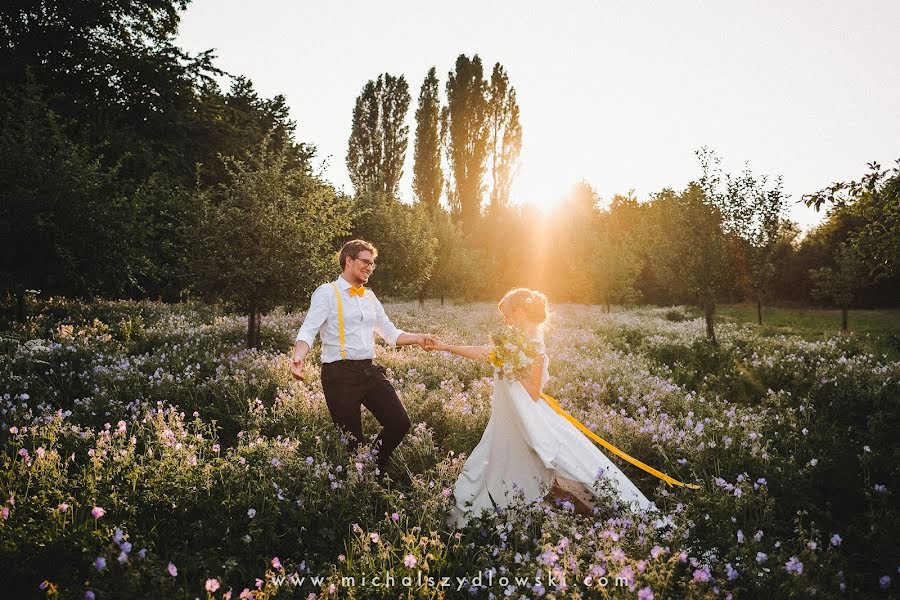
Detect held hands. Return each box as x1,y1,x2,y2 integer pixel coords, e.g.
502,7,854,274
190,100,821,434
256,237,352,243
421,335,446,352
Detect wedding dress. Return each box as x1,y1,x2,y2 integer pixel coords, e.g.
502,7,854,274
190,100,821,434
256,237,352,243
447,336,657,528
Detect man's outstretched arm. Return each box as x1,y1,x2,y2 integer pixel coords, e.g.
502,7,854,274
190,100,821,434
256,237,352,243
371,293,436,349
291,286,329,381
395,333,439,348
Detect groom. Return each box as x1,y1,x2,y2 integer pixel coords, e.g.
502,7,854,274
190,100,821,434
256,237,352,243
290,239,436,475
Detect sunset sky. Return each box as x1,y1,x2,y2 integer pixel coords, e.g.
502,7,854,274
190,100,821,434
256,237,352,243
177,0,900,232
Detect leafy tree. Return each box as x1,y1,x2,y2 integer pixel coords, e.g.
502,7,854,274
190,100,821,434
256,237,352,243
413,67,444,213
442,54,490,232
540,183,640,309
647,185,732,344
804,160,900,282
347,80,382,195
1,0,330,308
591,234,642,312
420,209,474,305
352,195,438,299
810,243,868,331
767,219,805,303
696,148,787,324
0,77,129,319
126,172,201,300
189,137,352,348
0,0,220,182
346,74,410,197
487,63,522,212
545,182,600,301
193,77,315,188
471,199,535,296
410,67,469,304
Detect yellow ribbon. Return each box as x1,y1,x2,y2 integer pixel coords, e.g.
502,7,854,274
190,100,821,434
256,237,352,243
330,283,348,359
540,393,701,489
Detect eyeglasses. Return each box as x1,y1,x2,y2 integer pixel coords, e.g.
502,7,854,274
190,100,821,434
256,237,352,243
353,257,376,269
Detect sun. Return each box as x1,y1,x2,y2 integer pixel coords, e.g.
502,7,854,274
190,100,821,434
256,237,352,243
523,193,567,214
510,174,568,215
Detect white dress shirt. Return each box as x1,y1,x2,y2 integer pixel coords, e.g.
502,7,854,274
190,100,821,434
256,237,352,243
295,275,405,363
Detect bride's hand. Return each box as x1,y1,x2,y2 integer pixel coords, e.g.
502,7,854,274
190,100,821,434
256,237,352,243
424,336,446,351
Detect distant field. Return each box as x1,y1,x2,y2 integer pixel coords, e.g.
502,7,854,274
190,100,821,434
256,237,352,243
713,303,900,359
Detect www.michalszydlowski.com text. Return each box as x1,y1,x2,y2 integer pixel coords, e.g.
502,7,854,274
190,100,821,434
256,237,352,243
267,570,631,592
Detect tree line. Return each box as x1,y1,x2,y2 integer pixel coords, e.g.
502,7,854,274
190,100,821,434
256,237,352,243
341,59,899,343
1,1,897,347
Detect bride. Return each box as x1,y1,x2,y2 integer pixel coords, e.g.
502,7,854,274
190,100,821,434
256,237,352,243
426,288,659,528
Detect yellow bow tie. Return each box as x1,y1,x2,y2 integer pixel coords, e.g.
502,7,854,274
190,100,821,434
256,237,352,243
348,286,365,297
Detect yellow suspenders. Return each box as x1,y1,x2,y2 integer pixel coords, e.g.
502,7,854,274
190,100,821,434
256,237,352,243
329,282,376,360
329,283,347,359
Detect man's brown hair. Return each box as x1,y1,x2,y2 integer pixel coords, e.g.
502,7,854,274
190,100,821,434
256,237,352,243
339,239,378,270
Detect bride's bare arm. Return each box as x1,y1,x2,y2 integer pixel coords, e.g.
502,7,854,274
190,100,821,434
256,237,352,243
519,360,544,401
429,340,490,362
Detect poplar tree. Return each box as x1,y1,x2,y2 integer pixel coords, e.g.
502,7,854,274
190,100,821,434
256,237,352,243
413,67,443,212
442,55,490,232
347,74,410,197
487,63,522,213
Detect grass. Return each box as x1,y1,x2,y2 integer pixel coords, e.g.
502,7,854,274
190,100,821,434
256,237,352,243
712,303,900,360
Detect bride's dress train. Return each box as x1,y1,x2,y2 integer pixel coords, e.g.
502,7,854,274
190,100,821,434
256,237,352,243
448,343,657,528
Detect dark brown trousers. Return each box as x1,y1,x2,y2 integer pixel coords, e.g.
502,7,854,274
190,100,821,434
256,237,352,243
320,359,411,471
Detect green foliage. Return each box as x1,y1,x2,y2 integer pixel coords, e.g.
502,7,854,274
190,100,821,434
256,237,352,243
0,77,134,300
352,195,438,299
347,74,411,197
0,1,330,311
551,184,642,307
804,160,900,282
696,148,788,320
645,184,733,342
442,55,491,232
486,63,521,212
188,137,352,346
420,211,473,302
194,77,315,188
413,68,443,212
809,244,868,310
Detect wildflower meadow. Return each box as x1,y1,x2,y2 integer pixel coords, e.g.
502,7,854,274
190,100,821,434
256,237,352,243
1,299,898,599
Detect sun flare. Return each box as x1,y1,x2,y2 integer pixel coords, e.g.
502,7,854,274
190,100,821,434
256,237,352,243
523,193,566,214
510,172,569,215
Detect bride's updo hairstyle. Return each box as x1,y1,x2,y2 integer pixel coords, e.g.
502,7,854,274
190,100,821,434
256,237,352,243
498,288,549,325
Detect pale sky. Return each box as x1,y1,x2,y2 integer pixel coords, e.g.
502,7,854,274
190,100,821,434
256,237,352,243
177,0,900,232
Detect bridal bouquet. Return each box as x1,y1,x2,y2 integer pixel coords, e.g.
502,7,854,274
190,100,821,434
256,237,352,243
488,325,542,380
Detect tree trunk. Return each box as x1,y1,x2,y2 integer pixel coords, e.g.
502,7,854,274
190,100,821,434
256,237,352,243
841,307,848,332
704,298,718,345
418,289,425,307
757,298,763,326
247,307,260,349
440,291,445,307
15,289,26,323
